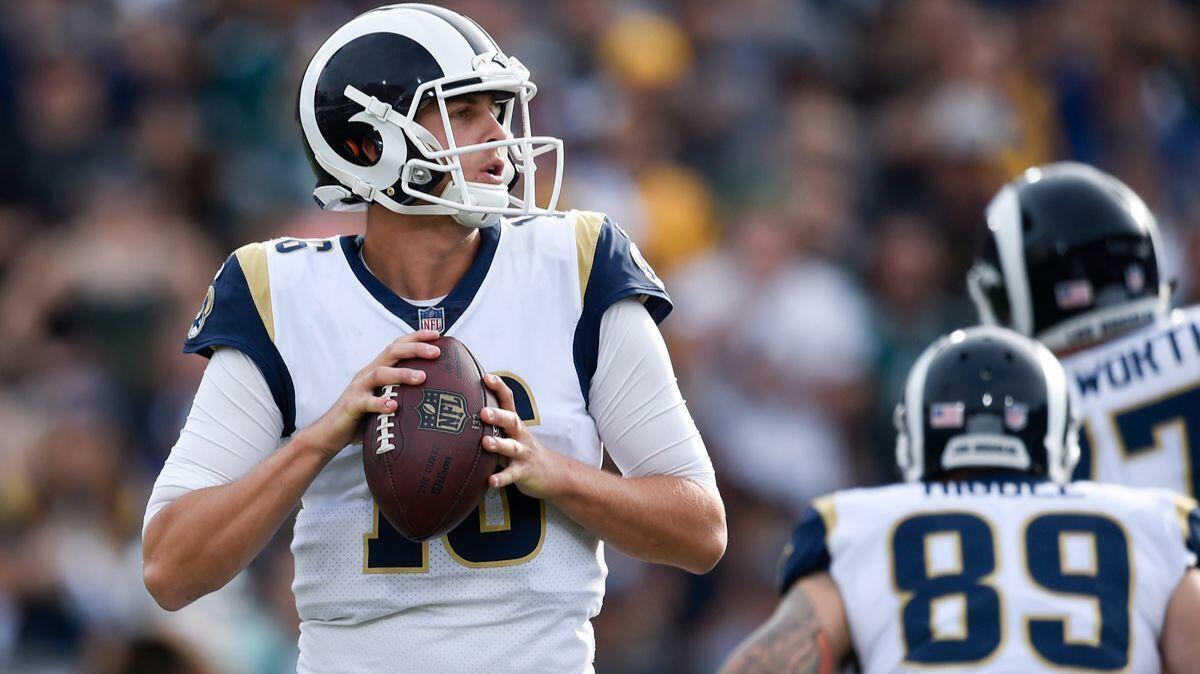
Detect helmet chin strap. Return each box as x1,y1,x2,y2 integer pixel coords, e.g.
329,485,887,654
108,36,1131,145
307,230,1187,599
438,159,516,228
439,179,507,228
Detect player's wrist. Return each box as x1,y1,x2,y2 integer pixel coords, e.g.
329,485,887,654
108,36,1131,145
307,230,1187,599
541,450,585,503
291,423,343,461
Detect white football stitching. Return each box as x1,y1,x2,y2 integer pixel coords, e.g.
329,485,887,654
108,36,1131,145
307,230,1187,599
376,384,399,454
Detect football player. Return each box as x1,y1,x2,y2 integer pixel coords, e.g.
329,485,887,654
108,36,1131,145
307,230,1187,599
968,162,1200,496
141,5,726,672
720,327,1200,673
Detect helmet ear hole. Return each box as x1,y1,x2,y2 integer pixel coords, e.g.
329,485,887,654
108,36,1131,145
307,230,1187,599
340,128,384,167
363,137,382,164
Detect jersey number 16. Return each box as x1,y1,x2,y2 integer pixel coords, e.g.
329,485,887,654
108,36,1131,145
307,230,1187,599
363,374,546,572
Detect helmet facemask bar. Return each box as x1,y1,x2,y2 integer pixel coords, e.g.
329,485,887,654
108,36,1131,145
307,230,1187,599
391,66,563,226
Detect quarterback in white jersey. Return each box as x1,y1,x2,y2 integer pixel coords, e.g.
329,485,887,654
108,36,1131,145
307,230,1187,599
968,162,1199,496
722,327,1200,673
141,5,726,673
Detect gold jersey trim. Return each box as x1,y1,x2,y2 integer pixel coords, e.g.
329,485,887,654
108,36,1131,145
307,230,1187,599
234,242,275,342
573,210,606,304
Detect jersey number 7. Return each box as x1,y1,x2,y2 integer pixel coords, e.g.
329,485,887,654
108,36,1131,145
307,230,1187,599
1076,384,1200,496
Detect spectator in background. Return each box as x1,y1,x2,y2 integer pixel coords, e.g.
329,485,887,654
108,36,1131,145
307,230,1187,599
97,635,216,674
0,178,216,393
16,54,116,220
669,213,875,512
863,210,974,479
1181,228,1200,308
774,87,866,263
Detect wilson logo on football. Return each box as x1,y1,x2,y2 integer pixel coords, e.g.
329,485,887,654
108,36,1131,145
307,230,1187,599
416,389,469,434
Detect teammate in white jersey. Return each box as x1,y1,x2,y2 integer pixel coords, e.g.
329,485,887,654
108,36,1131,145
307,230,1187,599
721,327,1200,673
140,5,726,672
967,162,1200,496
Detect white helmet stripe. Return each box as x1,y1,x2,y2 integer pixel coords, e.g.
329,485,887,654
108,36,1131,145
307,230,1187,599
899,331,946,482
986,183,1034,336
1028,331,1074,482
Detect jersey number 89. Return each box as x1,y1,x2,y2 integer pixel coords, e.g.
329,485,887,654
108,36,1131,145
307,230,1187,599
892,512,1130,670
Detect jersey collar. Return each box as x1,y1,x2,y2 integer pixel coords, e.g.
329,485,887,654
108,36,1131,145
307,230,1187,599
339,224,500,333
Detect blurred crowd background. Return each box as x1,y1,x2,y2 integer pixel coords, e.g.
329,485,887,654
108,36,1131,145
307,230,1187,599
0,0,1198,672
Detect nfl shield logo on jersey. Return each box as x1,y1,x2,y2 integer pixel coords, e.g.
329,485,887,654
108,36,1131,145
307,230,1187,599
418,306,445,333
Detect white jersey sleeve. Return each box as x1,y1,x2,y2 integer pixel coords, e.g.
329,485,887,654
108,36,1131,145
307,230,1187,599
589,298,715,485
142,347,284,537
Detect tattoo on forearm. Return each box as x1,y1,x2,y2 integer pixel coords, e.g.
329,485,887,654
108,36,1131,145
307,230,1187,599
721,588,835,674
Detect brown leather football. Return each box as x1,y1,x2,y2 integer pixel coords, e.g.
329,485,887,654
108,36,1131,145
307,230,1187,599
362,336,501,541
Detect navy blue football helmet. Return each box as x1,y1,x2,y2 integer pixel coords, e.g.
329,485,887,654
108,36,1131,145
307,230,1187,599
297,4,563,227
895,326,1078,483
968,163,1170,351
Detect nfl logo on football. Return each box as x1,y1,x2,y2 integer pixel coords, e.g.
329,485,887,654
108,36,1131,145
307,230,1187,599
418,306,445,333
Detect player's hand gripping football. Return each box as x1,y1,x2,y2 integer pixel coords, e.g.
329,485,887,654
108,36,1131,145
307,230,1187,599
299,330,442,458
481,374,572,499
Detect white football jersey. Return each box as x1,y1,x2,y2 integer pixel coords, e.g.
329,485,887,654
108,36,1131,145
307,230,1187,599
1060,307,1200,496
182,211,670,673
781,477,1200,673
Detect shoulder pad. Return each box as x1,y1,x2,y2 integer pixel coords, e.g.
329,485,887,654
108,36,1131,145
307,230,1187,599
778,495,836,594
1174,494,1200,562
571,211,672,402
184,242,296,435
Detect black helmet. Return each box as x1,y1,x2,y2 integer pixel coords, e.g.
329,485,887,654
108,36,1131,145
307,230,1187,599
297,3,564,227
894,326,1078,483
967,162,1169,351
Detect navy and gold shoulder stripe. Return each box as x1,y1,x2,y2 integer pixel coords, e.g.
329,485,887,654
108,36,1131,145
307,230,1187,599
571,211,672,403
184,242,296,436
779,495,836,594
1175,494,1200,562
